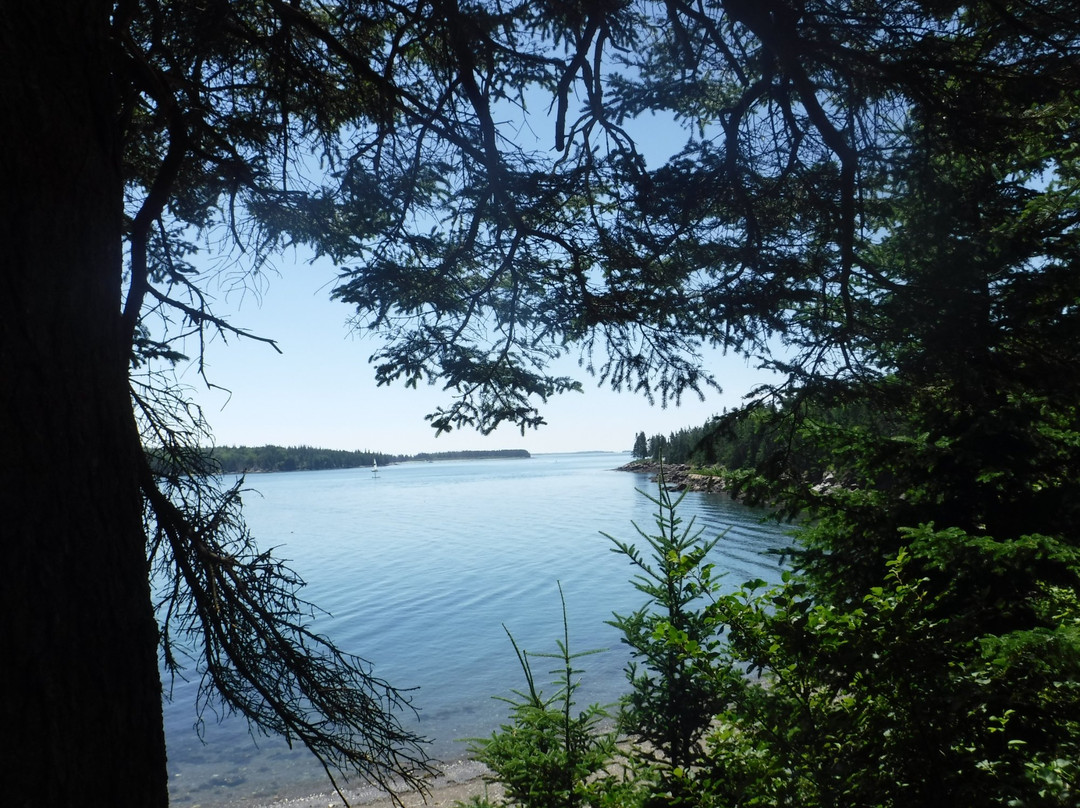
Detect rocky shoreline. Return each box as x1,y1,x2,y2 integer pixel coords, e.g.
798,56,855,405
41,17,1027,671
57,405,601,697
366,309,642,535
616,461,726,493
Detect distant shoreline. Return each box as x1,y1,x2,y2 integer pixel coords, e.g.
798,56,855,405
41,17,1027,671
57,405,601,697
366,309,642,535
204,445,531,474
409,448,531,462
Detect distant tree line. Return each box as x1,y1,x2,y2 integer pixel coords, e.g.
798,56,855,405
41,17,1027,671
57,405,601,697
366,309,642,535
207,445,531,473
631,427,711,465
633,402,883,485
210,445,396,473
411,449,530,462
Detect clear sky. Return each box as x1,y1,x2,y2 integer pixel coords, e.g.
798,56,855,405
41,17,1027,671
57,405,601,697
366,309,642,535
176,251,777,456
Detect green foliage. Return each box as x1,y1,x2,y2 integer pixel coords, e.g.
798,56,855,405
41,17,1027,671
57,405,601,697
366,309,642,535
604,474,731,774
634,405,840,472
478,462,1080,808
601,488,1080,808
466,585,624,808
640,427,705,465
696,533,1080,808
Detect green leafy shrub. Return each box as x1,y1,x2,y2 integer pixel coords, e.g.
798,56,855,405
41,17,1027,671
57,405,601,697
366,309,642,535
605,472,731,773
464,585,626,808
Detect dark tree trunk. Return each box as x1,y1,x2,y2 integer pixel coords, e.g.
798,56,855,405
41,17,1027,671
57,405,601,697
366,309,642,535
0,3,169,805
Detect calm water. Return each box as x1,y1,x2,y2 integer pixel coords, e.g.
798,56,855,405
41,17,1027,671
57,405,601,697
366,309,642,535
163,452,793,806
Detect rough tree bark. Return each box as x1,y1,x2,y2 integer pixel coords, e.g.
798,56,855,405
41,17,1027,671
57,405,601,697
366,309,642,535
0,3,170,805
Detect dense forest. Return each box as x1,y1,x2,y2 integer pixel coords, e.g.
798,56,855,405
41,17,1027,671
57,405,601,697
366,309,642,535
208,445,393,473
410,449,530,462
207,445,530,473
633,403,867,485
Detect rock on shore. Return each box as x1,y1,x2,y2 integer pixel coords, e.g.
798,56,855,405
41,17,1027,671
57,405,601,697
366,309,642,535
616,461,725,493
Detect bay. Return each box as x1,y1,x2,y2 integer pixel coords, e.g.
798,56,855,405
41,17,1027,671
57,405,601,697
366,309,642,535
163,452,792,806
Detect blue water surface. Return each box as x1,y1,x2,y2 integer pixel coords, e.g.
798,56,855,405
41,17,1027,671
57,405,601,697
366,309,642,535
162,452,793,806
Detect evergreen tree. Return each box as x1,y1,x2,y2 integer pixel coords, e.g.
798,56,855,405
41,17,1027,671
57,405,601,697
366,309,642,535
632,432,648,460
611,4,1080,804
606,483,727,777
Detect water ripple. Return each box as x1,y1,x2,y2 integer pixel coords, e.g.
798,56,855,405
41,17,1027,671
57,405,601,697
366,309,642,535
164,453,792,807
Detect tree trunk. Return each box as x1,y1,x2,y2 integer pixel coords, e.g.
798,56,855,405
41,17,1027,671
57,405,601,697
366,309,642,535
0,3,169,805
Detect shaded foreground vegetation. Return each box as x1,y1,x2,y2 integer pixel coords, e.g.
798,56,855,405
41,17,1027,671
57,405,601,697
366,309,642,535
465,468,1079,808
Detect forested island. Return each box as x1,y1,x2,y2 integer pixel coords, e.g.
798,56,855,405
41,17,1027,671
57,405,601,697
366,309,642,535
410,449,530,463
208,444,530,473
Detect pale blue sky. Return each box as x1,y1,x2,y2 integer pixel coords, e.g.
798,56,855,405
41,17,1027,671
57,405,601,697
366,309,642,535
178,251,776,456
